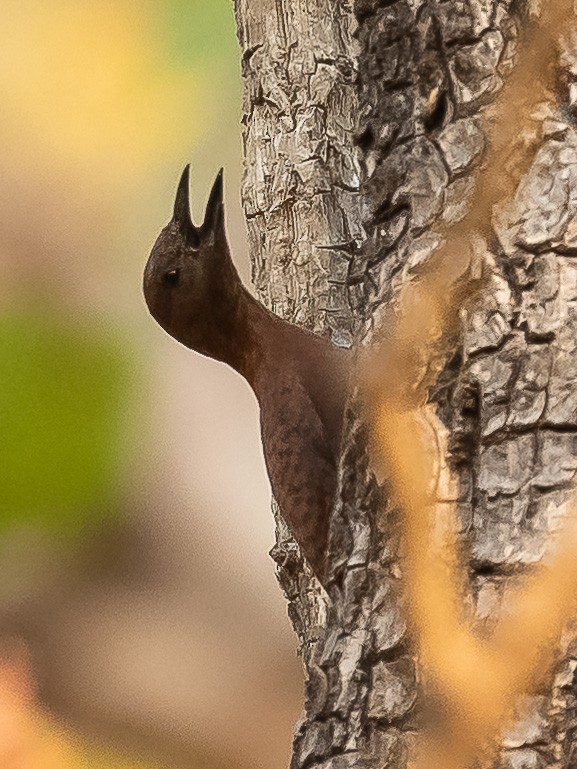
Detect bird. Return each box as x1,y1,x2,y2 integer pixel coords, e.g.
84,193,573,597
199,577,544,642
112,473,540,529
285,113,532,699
143,166,352,584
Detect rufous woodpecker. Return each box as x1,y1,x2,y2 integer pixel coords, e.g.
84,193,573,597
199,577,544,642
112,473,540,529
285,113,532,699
143,166,352,584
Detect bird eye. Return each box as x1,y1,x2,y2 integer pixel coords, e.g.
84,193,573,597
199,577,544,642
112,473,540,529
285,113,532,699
163,269,180,286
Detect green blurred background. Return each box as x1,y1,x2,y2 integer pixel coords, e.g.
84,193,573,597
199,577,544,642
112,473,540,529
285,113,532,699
0,2,301,768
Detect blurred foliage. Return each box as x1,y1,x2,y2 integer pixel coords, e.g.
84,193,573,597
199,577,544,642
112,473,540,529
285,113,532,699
160,0,239,68
0,1,242,533
0,310,133,531
0,647,171,768
0,0,240,178
2,716,170,769
0,1,271,768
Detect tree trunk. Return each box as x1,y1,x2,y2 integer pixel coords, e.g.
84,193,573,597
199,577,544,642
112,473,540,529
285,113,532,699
234,1,577,768
232,0,361,659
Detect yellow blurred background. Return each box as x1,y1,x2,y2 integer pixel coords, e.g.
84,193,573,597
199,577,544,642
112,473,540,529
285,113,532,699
0,2,302,768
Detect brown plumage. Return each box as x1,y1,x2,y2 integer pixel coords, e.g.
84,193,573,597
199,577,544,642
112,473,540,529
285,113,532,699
143,166,352,584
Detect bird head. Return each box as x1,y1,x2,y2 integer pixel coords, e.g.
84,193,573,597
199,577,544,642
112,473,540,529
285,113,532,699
143,165,232,351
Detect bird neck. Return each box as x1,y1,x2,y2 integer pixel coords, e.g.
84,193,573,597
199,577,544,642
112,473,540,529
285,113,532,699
192,264,270,388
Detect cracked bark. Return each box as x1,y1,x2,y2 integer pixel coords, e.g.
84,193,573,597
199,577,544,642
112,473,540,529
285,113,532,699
233,0,577,767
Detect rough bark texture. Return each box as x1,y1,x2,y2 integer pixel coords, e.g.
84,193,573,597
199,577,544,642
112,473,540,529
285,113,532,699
234,0,577,768
233,0,362,659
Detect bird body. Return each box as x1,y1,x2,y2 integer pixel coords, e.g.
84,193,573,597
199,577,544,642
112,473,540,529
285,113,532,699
143,167,351,583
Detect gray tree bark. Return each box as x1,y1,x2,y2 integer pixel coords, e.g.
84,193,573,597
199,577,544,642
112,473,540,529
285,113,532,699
233,1,577,768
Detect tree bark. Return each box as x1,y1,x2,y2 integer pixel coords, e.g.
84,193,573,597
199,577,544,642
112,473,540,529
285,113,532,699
234,1,577,768
232,0,361,659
